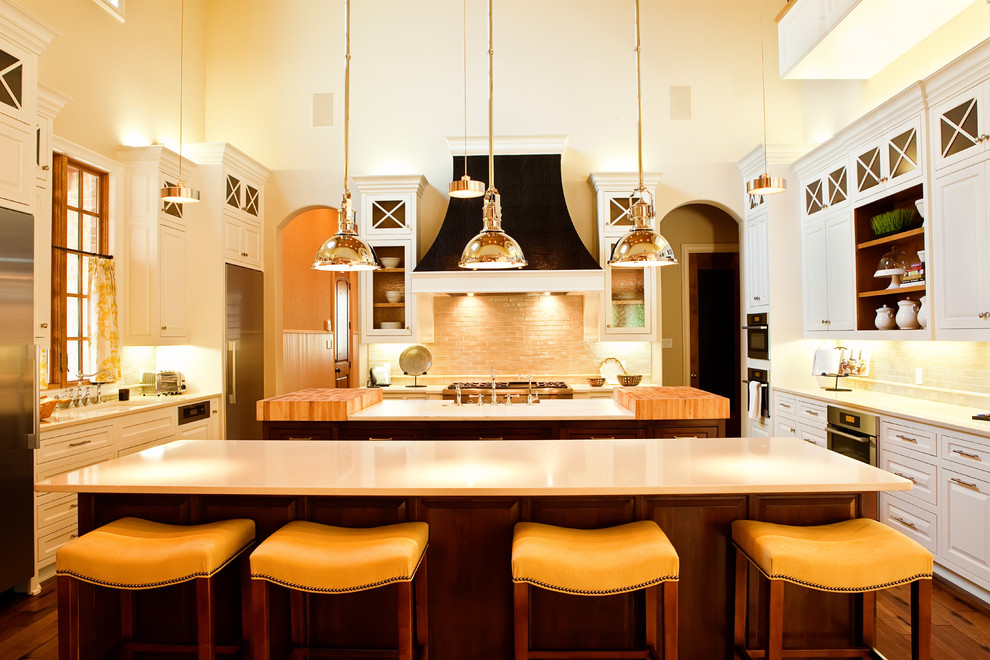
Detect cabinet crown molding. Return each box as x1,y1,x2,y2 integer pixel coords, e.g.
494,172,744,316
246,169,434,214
588,172,661,193
0,0,59,54
351,174,427,196
37,82,72,118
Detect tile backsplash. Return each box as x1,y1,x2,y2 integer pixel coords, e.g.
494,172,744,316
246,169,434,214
841,340,990,407
367,293,651,384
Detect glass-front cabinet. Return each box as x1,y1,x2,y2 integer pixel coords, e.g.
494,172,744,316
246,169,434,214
353,175,426,343
590,172,659,340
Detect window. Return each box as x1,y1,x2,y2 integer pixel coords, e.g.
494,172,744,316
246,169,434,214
92,0,125,22
50,153,110,388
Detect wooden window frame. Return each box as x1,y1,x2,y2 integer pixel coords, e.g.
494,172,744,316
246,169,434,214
50,153,110,389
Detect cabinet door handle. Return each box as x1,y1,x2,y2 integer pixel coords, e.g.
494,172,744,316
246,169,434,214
40,322,48,329
951,477,982,492
892,471,916,483
42,164,50,171
952,448,982,461
891,516,917,530
161,326,167,331
788,426,796,433
68,439,92,448
895,434,919,444
241,251,249,257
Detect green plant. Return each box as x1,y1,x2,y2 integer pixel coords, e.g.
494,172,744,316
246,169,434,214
870,208,920,237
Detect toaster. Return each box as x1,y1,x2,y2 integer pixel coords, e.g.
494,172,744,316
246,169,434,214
156,371,186,395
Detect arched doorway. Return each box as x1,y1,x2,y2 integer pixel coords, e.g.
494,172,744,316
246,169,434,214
658,203,742,436
278,207,358,392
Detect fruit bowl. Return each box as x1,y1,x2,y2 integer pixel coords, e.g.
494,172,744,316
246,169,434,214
617,374,642,386
587,377,606,387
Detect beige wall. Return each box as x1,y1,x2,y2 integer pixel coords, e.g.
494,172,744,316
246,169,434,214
658,204,740,386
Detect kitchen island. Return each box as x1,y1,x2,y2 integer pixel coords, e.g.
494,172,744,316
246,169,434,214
37,437,909,660
257,386,731,440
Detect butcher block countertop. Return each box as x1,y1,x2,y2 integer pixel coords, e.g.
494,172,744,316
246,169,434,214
257,386,728,422
256,387,383,421
36,437,910,496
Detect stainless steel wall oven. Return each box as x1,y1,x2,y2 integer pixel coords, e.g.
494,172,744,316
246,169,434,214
743,312,769,361
826,405,878,466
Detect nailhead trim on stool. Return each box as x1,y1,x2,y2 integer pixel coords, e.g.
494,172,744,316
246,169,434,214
511,520,679,660
55,517,256,660
249,520,429,660
732,518,933,660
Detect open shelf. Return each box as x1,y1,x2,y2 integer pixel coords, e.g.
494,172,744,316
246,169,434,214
853,184,926,330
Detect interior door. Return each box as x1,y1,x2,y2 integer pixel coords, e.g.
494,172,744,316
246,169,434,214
688,251,741,437
334,273,351,388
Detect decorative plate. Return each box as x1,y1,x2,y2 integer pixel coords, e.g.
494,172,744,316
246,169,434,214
399,345,433,377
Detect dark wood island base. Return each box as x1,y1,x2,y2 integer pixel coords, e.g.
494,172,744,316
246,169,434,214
73,490,876,660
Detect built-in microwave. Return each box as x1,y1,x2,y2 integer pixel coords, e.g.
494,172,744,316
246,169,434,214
743,313,769,361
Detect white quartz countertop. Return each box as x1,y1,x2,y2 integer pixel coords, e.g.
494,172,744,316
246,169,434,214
40,393,222,431
36,437,911,497
776,386,990,436
347,398,635,421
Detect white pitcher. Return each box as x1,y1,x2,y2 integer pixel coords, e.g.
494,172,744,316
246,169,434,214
896,299,920,329
917,295,928,329
874,305,896,330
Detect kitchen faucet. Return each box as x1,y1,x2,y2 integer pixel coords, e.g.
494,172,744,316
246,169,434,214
491,367,497,408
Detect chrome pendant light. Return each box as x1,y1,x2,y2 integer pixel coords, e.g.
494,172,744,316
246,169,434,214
458,0,526,270
161,0,200,204
608,0,675,268
448,0,485,199
746,0,786,197
313,0,381,272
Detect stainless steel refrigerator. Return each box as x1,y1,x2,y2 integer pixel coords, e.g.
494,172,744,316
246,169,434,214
0,207,38,593
225,264,264,439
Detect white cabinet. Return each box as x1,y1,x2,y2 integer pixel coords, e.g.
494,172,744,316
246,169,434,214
930,161,990,337
223,212,262,269
0,117,33,210
941,466,990,588
117,408,176,457
771,391,825,446
851,118,924,202
353,175,426,343
0,5,55,212
118,146,196,345
930,79,990,172
801,209,855,334
743,209,769,311
590,173,660,340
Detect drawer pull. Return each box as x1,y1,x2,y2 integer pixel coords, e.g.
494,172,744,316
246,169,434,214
803,438,817,444
780,403,792,409
69,534,78,539
69,503,78,509
891,516,917,530
895,434,918,444
951,477,982,492
67,440,92,448
892,471,916,483
805,410,820,417
952,449,982,461
368,437,393,441
479,437,504,441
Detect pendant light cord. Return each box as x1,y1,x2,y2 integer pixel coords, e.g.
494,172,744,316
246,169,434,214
343,0,351,196
759,0,769,175
177,0,185,182
634,0,644,192
463,0,469,178
488,0,495,189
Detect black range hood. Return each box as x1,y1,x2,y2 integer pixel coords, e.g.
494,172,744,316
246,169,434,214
416,153,601,273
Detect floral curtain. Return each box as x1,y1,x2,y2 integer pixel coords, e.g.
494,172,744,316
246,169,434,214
87,257,121,382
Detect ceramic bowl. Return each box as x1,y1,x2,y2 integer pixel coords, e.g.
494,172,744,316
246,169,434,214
380,321,403,330
384,290,402,303
587,377,606,387
380,257,401,268
617,374,642,387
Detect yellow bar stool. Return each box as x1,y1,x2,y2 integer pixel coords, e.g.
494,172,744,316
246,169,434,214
732,518,933,660
56,516,256,660
249,520,429,660
511,520,679,660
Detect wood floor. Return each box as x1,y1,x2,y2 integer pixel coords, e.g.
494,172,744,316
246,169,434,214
1,578,988,659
